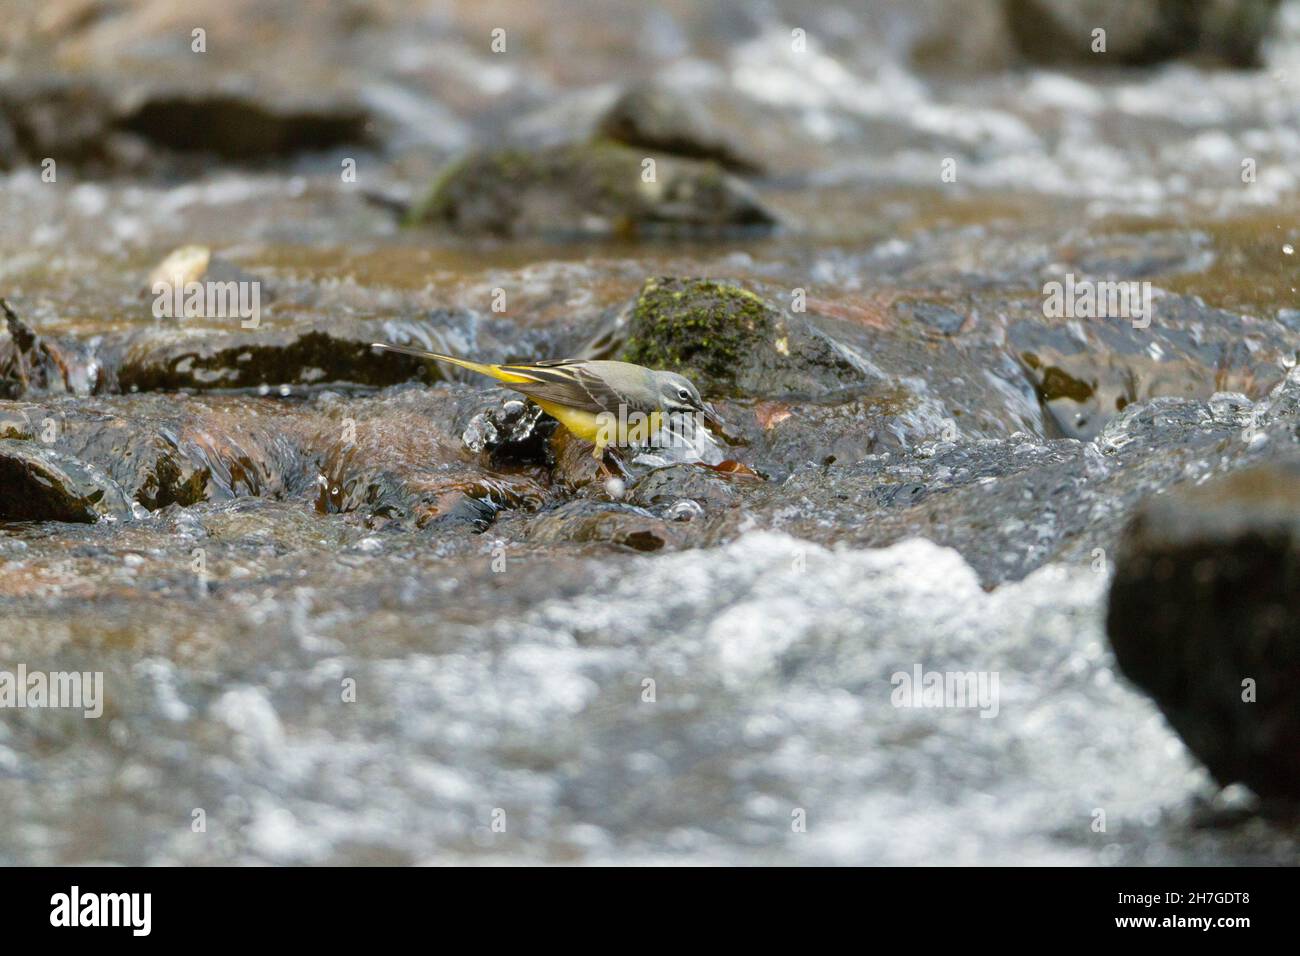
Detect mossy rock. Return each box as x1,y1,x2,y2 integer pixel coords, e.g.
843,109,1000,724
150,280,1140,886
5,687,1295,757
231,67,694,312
622,278,775,391
408,142,775,238
620,277,872,398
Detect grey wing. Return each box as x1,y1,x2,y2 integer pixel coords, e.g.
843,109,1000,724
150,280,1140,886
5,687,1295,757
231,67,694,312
495,361,630,414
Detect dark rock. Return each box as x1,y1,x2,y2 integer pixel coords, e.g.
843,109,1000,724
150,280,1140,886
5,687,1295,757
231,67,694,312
1107,463,1300,799
115,92,372,161
458,395,554,468
1004,0,1282,67
0,78,371,171
0,438,133,522
107,315,473,392
0,110,16,161
408,142,776,238
595,83,763,174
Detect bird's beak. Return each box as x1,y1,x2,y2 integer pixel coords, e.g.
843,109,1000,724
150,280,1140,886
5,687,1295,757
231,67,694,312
700,402,725,431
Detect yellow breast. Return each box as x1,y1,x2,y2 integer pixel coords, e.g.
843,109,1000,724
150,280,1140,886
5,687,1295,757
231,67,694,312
532,401,664,448
533,399,605,442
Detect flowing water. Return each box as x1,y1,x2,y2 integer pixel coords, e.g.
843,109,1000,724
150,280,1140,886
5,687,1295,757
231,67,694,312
0,0,1298,864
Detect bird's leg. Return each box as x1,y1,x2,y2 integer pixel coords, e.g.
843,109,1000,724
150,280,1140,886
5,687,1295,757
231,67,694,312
593,440,630,482
593,436,614,480
604,448,631,480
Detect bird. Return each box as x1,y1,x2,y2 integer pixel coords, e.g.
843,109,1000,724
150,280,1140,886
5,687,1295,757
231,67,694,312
371,343,723,474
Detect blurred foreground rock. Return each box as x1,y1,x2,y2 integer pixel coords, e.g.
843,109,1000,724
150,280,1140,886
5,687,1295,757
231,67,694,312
1107,462,1300,800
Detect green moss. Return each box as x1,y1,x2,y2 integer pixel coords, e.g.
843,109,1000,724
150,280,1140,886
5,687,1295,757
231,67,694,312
620,277,777,393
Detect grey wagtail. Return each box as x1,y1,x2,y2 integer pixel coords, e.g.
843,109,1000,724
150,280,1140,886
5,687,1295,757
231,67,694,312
371,343,723,468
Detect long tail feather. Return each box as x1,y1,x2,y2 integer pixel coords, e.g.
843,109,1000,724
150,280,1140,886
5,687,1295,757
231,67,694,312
370,343,532,383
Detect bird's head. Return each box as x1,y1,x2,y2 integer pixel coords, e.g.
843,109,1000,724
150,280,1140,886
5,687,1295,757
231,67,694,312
653,371,724,429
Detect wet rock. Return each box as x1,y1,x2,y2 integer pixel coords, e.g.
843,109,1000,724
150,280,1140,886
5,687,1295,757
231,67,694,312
1009,292,1293,441
627,462,742,513
0,395,312,512
0,76,371,172
408,142,776,238
703,367,1300,585
893,300,968,337
0,438,133,522
108,314,473,392
723,394,912,479
525,500,681,552
1004,0,1282,67
545,427,606,492
620,277,873,398
309,389,553,528
1107,462,1300,799
595,83,763,174
0,299,85,397
56,408,212,510
458,396,554,467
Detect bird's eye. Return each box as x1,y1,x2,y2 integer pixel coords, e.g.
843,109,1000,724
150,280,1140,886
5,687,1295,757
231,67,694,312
677,387,691,401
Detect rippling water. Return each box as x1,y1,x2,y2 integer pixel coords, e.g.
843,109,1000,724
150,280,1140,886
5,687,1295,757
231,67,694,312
1,0,1298,864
